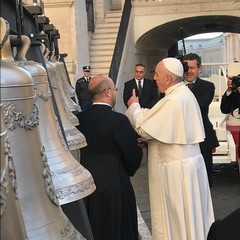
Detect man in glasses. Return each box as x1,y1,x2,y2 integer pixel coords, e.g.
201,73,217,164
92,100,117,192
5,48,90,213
76,74,143,240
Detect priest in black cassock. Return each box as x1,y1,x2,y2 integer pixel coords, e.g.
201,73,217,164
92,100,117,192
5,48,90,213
76,74,143,240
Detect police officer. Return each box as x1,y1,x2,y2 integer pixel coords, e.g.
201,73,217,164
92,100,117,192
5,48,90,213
75,66,92,111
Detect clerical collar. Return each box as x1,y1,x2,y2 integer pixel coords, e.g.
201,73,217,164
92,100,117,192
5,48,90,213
184,80,196,85
93,102,112,107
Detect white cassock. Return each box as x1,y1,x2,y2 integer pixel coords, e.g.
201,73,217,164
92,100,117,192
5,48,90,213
126,82,214,240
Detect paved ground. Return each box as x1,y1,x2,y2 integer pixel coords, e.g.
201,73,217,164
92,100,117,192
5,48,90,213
132,151,240,239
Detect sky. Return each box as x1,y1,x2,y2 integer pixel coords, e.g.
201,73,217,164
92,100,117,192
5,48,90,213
185,32,223,40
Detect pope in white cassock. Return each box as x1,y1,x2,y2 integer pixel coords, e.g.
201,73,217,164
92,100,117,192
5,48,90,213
126,58,215,240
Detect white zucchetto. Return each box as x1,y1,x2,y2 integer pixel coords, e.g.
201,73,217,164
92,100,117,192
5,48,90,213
162,58,184,77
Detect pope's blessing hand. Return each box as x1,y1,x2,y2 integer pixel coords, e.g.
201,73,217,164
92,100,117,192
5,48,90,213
127,89,139,107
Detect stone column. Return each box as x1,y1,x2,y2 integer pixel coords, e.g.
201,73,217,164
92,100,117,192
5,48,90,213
225,33,240,62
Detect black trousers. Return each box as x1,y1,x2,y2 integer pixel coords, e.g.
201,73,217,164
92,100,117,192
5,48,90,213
201,149,213,187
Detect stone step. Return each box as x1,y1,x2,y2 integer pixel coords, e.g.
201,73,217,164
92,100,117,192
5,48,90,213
92,32,118,40
104,17,121,23
90,44,115,51
91,68,110,76
91,38,116,45
94,27,119,34
95,22,120,29
89,9,121,75
89,48,114,55
90,61,111,69
105,11,122,22
90,55,113,62
105,10,122,18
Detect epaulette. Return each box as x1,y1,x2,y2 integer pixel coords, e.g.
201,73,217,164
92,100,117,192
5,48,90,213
76,78,84,83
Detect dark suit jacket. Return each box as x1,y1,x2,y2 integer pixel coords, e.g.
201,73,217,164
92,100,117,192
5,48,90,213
220,90,240,114
75,76,92,103
207,208,240,240
76,104,143,240
123,78,159,108
189,78,219,151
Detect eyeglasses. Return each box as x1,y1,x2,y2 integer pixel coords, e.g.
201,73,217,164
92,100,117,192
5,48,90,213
99,87,118,93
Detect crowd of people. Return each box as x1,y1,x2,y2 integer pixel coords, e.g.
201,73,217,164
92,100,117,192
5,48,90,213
74,53,239,240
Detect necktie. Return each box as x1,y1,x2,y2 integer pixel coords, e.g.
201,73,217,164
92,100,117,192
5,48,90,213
187,83,194,90
138,80,142,96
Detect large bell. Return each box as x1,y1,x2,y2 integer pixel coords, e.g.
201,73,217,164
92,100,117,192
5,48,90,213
44,50,79,126
59,58,76,98
20,36,86,151
51,55,80,112
44,56,87,152
41,45,77,107
0,59,86,240
42,49,84,160
0,104,28,240
8,34,95,204
0,17,89,239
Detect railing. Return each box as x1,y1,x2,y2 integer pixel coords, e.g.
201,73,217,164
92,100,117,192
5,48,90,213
109,0,132,83
201,62,228,102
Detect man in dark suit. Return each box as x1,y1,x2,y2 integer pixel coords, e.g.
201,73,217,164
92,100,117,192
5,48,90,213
183,53,219,187
76,74,143,240
75,65,92,111
123,63,160,108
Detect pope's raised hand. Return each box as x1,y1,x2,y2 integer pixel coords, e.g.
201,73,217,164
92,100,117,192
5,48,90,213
127,88,139,107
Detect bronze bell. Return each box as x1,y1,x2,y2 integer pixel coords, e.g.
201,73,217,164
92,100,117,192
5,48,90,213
0,103,28,240
46,59,87,150
8,34,95,204
43,49,80,125
48,54,82,159
0,17,90,239
22,37,87,151
50,55,80,112
21,59,95,203
59,60,76,98
0,59,86,239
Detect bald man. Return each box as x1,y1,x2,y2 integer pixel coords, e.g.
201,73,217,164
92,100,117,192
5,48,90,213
76,75,143,240
126,58,214,240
